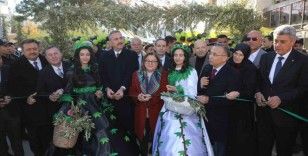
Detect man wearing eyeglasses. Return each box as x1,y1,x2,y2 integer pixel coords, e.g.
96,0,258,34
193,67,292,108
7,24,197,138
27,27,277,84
255,25,308,156
197,45,240,156
247,30,267,68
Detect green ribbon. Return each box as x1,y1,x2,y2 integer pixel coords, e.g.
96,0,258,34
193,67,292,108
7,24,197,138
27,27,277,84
278,108,308,123
73,86,101,94
211,95,308,123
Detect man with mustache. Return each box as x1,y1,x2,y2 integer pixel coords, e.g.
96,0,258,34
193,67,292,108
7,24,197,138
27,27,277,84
99,30,139,155
8,39,48,156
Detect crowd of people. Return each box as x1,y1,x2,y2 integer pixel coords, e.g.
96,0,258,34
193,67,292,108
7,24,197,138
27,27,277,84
0,24,307,156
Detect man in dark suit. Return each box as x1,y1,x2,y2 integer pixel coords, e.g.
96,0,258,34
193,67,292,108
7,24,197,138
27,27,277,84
154,39,172,70
255,25,308,156
0,56,24,156
197,45,240,156
8,39,48,156
36,46,72,155
130,37,145,69
100,30,139,155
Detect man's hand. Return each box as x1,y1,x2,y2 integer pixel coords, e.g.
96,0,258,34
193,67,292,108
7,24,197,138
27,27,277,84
114,88,124,100
255,92,267,107
200,76,209,88
267,96,281,109
226,91,240,100
49,89,63,102
196,95,209,104
27,92,37,105
106,88,115,99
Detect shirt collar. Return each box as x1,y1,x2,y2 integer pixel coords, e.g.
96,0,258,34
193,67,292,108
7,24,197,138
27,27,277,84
275,49,292,60
51,62,63,71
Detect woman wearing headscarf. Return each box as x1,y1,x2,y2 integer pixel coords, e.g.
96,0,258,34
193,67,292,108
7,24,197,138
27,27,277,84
228,43,258,156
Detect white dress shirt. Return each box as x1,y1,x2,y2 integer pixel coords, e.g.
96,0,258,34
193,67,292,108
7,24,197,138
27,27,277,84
269,50,291,83
160,55,166,66
248,48,261,63
213,63,225,75
52,63,64,77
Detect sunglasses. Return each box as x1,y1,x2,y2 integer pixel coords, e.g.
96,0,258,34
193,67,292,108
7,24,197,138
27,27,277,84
247,37,258,41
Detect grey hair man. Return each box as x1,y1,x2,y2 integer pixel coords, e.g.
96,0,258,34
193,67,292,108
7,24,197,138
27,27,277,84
255,25,308,156
130,37,145,69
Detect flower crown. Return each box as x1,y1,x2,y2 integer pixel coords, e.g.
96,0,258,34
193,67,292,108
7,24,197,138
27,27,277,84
171,44,191,56
73,38,93,51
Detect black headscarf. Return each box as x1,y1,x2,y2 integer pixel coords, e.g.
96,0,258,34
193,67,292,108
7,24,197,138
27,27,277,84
229,43,251,68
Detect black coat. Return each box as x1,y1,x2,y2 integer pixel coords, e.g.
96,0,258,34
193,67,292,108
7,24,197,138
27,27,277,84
100,48,138,93
0,65,9,97
228,59,258,122
8,55,48,125
36,61,70,124
200,64,240,142
258,50,308,127
162,54,173,71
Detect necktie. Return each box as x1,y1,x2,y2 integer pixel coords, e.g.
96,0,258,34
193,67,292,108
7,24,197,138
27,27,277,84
210,69,217,80
33,61,39,70
57,67,64,78
273,56,284,79
115,52,119,58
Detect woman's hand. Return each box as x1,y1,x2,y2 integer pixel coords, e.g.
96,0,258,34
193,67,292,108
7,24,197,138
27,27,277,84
137,94,152,102
226,91,240,100
196,95,209,104
166,85,177,92
95,90,103,99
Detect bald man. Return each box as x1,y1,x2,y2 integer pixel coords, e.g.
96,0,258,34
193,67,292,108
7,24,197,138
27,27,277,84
189,40,210,77
247,30,267,68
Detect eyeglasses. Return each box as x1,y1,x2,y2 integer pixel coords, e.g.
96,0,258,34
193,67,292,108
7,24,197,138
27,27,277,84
145,60,158,64
247,37,258,41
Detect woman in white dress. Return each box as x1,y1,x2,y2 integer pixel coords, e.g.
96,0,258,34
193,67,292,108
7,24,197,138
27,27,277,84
152,44,213,156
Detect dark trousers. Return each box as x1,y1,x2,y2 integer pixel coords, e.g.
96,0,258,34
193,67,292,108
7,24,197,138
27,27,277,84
257,114,297,156
27,124,53,156
212,141,226,156
0,109,24,156
229,120,256,156
301,122,308,156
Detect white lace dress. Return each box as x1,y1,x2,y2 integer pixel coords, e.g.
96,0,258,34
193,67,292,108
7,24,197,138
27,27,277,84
152,68,213,156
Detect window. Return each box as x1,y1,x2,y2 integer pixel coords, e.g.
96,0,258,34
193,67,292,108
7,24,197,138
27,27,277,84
271,8,280,27
263,11,271,27
280,5,291,25
291,2,304,24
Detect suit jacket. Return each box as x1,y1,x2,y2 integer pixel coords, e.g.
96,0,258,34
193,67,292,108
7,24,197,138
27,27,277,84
8,55,48,125
162,54,172,71
258,50,308,127
100,48,139,93
189,55,210,77
99,48,139,132
252,48,267,68
0,65,9,97
200,64,240,142
36,61,70,124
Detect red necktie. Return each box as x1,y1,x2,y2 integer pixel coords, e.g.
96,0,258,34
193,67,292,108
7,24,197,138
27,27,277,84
210,69,217,79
